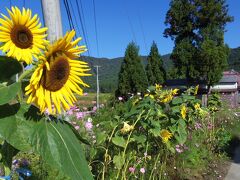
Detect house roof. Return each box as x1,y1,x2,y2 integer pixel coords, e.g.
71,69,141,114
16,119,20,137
219,75,237,83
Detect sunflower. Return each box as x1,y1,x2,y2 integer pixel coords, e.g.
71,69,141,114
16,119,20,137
194,85,199,95
0,6,48,64
25,30,90,114
160,129,172,143
194,103,201,110
120,122,134,134
181,105,187,119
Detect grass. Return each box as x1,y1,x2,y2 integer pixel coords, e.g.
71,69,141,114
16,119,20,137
76,93,112,108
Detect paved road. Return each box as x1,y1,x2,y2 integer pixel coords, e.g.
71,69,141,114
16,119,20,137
225,146,240,180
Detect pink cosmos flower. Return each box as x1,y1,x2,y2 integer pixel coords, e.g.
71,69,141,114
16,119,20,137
45,109,50,115
176,147,183,153
74,126,80,130
129,167,135,173
85,122,93,130
118,97,123,101
83,92,88,96
92,106,97,112
194,122,202,130
76,112,84,119
67,109,73,115
208,123,213,130
140,167,145,174
70,105,79,111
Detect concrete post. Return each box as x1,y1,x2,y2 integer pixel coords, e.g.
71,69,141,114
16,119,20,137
41,0,63,43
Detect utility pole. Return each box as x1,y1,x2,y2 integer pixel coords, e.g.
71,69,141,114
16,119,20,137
41,0,63,42
94,65,101,109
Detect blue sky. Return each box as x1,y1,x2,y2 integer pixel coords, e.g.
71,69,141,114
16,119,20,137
0,0,239,58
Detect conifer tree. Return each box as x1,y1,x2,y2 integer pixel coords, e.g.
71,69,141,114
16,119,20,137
116,42,148,98
164,0,233,87
146,42,166,85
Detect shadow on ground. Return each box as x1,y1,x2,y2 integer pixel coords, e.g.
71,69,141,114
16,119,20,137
226,136,240,163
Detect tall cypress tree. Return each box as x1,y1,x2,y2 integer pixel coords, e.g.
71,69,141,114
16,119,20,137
116,42,148,97
146,41,166,85
164,0,233,87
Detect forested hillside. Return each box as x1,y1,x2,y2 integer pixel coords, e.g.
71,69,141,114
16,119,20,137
82,47,240,92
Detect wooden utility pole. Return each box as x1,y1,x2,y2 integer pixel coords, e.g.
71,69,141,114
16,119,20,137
41,0,63,42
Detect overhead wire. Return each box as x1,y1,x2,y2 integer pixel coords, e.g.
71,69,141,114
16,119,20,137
75,0,91,56
63,0,74,31
40,0,46,27
92,0,99,57
122,1,137,43
137,10,148,53
68,0,82,39
79,0,88,38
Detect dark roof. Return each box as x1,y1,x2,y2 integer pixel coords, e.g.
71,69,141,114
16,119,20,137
219,75,237,83
166,79,206,86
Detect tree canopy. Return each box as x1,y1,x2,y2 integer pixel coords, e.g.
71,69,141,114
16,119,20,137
146,41,166,85
116,42,148,98
164,0,233,87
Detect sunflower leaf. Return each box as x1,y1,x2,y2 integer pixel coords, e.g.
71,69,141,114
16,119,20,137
0,56,22,83
0,82,21,105
0,103,93,180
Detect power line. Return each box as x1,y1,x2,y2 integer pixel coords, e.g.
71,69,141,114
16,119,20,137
75,0,91,56
92,0,99,57
79,0,88,38
137,11,147,52
63,0,74,31
40,0,46,27
123,2,137,43
68,0,82,39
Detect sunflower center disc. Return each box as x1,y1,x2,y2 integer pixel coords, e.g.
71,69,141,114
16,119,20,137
18,32,29,43
11,25,33,49
41,57,70,92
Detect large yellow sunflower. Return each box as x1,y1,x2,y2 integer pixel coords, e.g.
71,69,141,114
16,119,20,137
25,30,90,114
0,6,48,64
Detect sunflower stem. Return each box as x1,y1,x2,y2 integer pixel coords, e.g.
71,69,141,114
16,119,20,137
18,67,35,82
17,66,36,102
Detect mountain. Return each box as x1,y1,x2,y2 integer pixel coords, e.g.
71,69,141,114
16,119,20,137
228,47,240,71
82,47,240,93
81,54,172,93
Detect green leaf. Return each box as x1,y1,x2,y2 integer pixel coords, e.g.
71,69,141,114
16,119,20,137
0,103,93,180
132,134,146,144
150,119,161,128
171,97,183,105
113,154,125,169
1,142,18,169
0,103,33,151
0,82,21,105
96,131,107,145
150,127,161,137
175,119,187,144
169,124,177,134
171,106,180,113
0,56,22,83
30,119,93,180
182,95,195,101
112,136,126,148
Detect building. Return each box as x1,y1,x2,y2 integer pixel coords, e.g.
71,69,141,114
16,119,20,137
166,70,240,107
